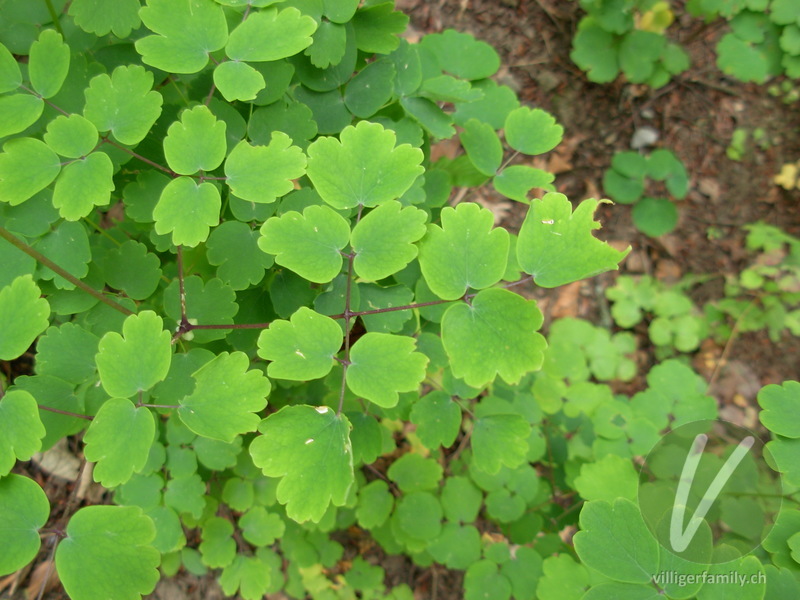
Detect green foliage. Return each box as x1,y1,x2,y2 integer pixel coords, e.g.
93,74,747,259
602,149,688,237
0,3,794,600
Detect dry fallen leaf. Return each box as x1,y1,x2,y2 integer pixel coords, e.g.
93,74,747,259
31,438,80,482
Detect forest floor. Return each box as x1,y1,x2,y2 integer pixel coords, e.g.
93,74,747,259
5,2,800,600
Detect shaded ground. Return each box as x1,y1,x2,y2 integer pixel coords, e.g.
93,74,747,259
5,2,800,600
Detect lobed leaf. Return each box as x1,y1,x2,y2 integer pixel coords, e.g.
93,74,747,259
214,61,266,101
257,307,343,380
83,65,163,145
43,114,99,159
351,201,427,281
306,121,424,209
0,475,50,576
418,202,509,301
0,275,50,361
83,398,156,488
29,29,69,99
152,177,221,247
0,94,44,138
136,0,228,73
179,351,271,442
226,7,317,62
516,193,630,288
69,0,142,37
0,391,46,476
442,288,546,388
55,505,160,600
258,205,349,283
95,311,172,399
225,133,307,203
0,138,61,206
163,105,227,175
250,405,353,523
52,152,115,221
346,333,428,408
504,107,564,156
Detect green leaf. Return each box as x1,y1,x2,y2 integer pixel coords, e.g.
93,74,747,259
29,29,69,98
758,381,800,438
226,7,316,61
344,59,396,119
96,311,172,399
214,61,266,101
504,107,564,156
258,204,349,283
163,276,238,343
0,94,43,138
0,42,21,93
153,177,221,247
33,323,99,385
493,165,555,201
225,133,307,203
419,29,501,79
441,476,482,523
44,114,99,159
250,405,353,523
418,202,509,301
471,413,530,474
34,221,90,289
352,2,409,54
55,505,160,600
0,390,45,475
400,96,455,139
409,390,461,449
53,152,115,220
306,21,347,69
716,33,768,83
572,499,659,584
179,351,271,443
461,118,503,176
206,221,273,290
0,475,49,576
68,0,142,37
619,30,665,83
351,201,427,280
163,105,227,175
136,0,228,73
442,288,546,388
356,480,394,529
574,454,639,503
517,193,629,288
537,555,589,600
83,65,164,145
219,553,275,600
571,21,620,83
0,275,49,365
453,80,519,129
357,284,413,333
632,197,677,237
83,398,156,488
346,333,428,408
257,307,343,380
239,507,285,547
395,491,443,541
101,240,163,300
200,517,236,568
306,121,424,209
388,453,443,492
0,138,61,206
418,75,483,103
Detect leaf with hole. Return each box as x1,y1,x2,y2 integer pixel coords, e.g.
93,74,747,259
250,405,353,523
517,193,629,288
257,307,342,380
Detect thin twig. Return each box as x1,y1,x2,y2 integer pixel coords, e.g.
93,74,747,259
0,225,135,316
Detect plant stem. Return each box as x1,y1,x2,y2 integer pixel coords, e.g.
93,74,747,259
42,0,64,36
37,405,93,420
0,225,135,316
101,137,178,177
